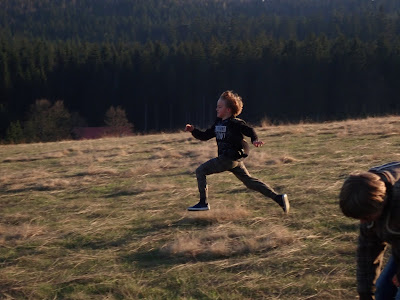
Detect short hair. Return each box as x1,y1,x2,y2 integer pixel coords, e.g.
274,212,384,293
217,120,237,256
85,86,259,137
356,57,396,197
220,90,243,117
339,172,386,219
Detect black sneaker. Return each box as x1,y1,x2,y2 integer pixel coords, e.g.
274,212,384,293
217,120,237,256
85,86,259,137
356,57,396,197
188,202,210,211
275,194,290,214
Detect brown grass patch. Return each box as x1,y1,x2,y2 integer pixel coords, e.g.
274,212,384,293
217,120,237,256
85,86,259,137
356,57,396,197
0,223,48,246
182,206,250,223
3,151,66,163
264,155,297,165
1,169,74,192
161,223,295,258
150,147,184,160
245,152,297,168
83,166,119,176
126,161,178,177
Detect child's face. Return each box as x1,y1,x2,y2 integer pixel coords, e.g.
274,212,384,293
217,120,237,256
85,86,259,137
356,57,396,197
216,98,232,120
360,210,383,223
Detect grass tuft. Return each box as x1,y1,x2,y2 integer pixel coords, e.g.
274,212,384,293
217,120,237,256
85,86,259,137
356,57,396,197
160,223,296,259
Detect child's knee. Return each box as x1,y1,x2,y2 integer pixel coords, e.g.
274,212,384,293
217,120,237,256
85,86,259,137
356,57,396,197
196,166,205,177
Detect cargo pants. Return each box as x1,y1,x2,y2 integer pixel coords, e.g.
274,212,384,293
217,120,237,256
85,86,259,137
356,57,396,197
196,156,278,203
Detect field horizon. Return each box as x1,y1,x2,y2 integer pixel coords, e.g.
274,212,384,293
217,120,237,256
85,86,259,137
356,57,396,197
2,115,400,299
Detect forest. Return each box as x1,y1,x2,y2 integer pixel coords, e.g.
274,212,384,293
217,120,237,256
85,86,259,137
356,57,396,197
1,0,400,141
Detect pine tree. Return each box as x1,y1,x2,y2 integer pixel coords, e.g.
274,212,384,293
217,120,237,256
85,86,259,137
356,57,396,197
24,99,72,142
5,120,24,144
104,106,133,136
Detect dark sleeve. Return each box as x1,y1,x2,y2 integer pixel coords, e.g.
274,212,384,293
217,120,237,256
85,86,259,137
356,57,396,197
391,182,400,282
191,124,215,141
356,222,387,297
238,121,258,143
391,242,400,287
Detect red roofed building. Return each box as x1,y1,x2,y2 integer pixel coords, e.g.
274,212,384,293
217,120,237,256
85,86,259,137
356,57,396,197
72,127,132,139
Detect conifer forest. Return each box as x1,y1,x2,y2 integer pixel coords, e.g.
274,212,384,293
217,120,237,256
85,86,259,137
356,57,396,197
1,0,400,140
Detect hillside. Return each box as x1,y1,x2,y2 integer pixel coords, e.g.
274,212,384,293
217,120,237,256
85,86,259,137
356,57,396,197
1,116,400,299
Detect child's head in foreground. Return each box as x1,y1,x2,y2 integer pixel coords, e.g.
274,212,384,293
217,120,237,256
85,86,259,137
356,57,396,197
339,172,386,221
219,90,243,117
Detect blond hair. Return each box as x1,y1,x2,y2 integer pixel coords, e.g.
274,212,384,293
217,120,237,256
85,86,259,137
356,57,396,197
339,172,386,219
220,90,243,117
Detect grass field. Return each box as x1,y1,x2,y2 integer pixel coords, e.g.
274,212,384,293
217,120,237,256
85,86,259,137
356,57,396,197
1,116,400,299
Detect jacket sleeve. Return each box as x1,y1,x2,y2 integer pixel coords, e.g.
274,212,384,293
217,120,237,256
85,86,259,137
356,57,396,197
357,222,387,297
238,121,258,143
389,180,400,284
191,124,215,141
391,242,400,287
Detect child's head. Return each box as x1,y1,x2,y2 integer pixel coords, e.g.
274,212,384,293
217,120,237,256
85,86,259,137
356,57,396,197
219,90,243,117
339,172,387,220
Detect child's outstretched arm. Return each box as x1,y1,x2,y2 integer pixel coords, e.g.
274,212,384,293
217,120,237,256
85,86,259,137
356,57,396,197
185,123,216,140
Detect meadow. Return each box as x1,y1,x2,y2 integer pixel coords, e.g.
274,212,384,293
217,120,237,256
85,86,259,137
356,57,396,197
1,116,400,299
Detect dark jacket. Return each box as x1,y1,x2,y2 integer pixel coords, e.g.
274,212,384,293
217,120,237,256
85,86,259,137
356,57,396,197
357,162,400,299
191,117,258,160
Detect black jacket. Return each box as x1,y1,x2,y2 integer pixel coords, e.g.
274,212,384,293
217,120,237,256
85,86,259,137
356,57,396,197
191,117,258,160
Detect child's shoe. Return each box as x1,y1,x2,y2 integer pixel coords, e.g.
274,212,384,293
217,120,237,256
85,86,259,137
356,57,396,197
275,194,290,214
188,202,210,211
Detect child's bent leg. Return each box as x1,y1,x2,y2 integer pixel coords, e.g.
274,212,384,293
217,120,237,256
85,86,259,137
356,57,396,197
196,157,237,202
230,162,278,200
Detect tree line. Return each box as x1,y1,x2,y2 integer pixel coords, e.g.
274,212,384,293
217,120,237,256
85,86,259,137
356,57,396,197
1,0,400,43
4,99,133,144
1,0,400,142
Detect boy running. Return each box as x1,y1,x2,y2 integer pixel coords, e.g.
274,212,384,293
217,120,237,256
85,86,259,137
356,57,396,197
185,90,289,213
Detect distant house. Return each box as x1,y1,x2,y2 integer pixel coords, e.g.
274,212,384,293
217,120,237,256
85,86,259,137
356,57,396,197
72,127,133,140
72,127,109,139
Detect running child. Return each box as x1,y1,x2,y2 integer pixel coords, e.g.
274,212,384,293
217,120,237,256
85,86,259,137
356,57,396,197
185,90,289,212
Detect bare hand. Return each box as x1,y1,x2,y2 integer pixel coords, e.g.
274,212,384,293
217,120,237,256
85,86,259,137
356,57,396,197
185,124,194,132
253,140,264,147
393,275,400,287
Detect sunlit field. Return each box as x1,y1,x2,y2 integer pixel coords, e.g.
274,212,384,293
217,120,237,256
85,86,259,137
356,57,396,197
2,116,400,299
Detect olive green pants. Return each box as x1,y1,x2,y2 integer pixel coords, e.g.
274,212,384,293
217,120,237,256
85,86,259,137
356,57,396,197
195,156,278,202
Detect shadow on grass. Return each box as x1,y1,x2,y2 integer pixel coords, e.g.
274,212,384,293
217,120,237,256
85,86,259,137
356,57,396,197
0,242,46,266
62,233,133,250
61,216,215,252
120,215,279,268
121,246,245,269
56,211,247,270
63,216,225,267
3,157,42,163
105,190,142,198
121,249,187,268
333,222,359,232
3,185,60,194
172,216,216,227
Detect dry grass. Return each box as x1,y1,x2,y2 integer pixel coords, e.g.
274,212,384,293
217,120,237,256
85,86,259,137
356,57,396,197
1,115,400,299
161,222,296,258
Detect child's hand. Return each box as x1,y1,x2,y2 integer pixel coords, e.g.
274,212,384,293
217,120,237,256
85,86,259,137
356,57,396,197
253,140,264,147
393,274,400,287
185,124,194,132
